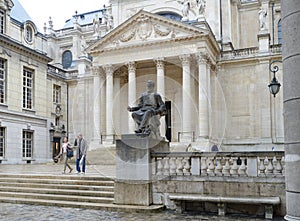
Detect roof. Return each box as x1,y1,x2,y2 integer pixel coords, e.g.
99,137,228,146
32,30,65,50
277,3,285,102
11,0,32,23
63,9,104,29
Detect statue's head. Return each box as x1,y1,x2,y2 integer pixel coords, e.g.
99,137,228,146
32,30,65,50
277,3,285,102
146,80,155,92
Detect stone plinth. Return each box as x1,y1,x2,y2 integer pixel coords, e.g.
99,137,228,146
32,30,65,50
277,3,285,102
114,134,169,206
257,30,270,53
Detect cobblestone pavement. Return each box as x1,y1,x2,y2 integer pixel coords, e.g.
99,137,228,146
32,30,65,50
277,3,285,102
0,203,284,221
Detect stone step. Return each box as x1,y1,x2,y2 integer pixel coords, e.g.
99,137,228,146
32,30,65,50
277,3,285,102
0,186,114,198
0,192,114,204
0,196,164,212
0,177,114,186
0,181,114,192
0,173,114,181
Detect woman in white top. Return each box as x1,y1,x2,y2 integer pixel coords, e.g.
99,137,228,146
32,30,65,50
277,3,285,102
56,137,73,174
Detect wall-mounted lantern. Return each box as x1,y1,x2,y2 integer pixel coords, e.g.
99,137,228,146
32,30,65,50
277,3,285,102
268,60,282,97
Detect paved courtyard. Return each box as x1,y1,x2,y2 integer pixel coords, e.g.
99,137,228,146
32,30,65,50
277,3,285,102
0,202,284,221
0,163,285,220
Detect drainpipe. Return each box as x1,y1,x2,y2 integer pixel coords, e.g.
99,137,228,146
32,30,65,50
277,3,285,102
66,83,69,137
219,0,223,51
271,2,275,45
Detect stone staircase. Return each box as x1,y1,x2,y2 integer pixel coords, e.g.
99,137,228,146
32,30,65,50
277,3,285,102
0,174,163,212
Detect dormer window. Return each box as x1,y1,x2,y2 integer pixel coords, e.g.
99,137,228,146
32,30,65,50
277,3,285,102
25,25,33,43
25,24,33,44
23,21,37,44
0,9,5,34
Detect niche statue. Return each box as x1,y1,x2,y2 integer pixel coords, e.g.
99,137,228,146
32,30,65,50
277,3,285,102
127,80,166,138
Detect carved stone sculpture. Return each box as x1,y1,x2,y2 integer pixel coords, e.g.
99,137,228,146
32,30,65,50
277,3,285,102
127,80,166,138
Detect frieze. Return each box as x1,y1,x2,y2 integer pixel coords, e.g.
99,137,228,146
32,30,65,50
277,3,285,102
119,15,174,43
120,28,136,42
153,24,172,37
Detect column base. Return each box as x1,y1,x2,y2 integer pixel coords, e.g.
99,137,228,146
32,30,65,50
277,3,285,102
194,137,210,151
102,135,115,145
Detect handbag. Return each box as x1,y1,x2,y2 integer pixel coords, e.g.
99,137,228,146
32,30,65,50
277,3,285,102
67,147,73,158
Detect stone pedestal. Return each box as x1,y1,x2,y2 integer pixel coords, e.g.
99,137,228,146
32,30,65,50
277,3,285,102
78,56,91,76
114,134,169,206
257,30,270,53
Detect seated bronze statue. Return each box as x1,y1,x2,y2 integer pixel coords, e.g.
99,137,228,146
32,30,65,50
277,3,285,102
127,80,166,137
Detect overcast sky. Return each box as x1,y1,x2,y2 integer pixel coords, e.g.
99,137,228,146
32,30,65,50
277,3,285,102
18,0,109,31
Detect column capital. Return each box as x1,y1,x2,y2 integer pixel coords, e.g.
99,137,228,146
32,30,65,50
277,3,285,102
103,64,114,76
91,66,103,76
126,61,136,72
179,54,191,66
154,58,165,69
196,52,208,64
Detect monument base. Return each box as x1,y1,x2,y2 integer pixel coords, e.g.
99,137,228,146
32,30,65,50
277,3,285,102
114,134,169,205
114,181,152,206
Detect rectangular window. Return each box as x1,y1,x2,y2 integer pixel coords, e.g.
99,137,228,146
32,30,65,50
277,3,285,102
0,127,5,158
0,58,6,103
53,84,61,104
22,130,33,158
0,9,4,34
23,68,34,109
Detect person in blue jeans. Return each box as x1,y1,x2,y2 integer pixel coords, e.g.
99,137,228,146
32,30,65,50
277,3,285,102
74,133,88,174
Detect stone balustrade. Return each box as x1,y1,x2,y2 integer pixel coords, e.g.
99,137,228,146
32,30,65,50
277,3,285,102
270,44,282,54
151,151,285,178
221,47,259,60
221,44,282,60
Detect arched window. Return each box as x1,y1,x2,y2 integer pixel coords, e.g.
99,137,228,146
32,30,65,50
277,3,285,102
0,9,5,34
278,19,282,44
157,12,182,22
62,50,73,69
25,26,33,43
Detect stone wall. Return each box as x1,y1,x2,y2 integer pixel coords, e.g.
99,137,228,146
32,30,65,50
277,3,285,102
152,178,286,217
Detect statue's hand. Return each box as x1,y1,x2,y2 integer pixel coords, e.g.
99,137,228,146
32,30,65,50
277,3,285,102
127,106,132,112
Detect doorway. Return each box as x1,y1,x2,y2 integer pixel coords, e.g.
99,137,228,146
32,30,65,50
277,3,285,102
52,137,61,159
165,101,171,141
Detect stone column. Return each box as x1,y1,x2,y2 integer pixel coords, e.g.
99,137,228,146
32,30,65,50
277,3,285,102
127,62,136,133
198,54,209,138
197,53,209,149
92,67,102,141
155,58,166,138
100,73,106,139
282,1,300,220
114,76,121,136
180,55,193,142
104,65,114,143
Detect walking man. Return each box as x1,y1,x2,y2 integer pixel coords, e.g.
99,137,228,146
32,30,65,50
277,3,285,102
74,133,88,174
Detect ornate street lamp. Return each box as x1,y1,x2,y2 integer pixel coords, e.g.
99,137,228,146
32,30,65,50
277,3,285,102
268,60,282,97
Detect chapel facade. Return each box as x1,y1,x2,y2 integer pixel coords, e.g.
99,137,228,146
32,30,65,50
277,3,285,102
0,0,283,163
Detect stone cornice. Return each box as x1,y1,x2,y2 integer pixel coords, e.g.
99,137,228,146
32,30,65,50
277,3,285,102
0,34,51,63
87,10,210,55
90,35,206,55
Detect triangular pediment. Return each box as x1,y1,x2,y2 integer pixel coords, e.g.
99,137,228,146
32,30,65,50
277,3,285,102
88,10,210,55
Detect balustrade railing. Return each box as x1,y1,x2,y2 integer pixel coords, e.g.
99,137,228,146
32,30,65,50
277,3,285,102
221,47,259,59
151,151,285,178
